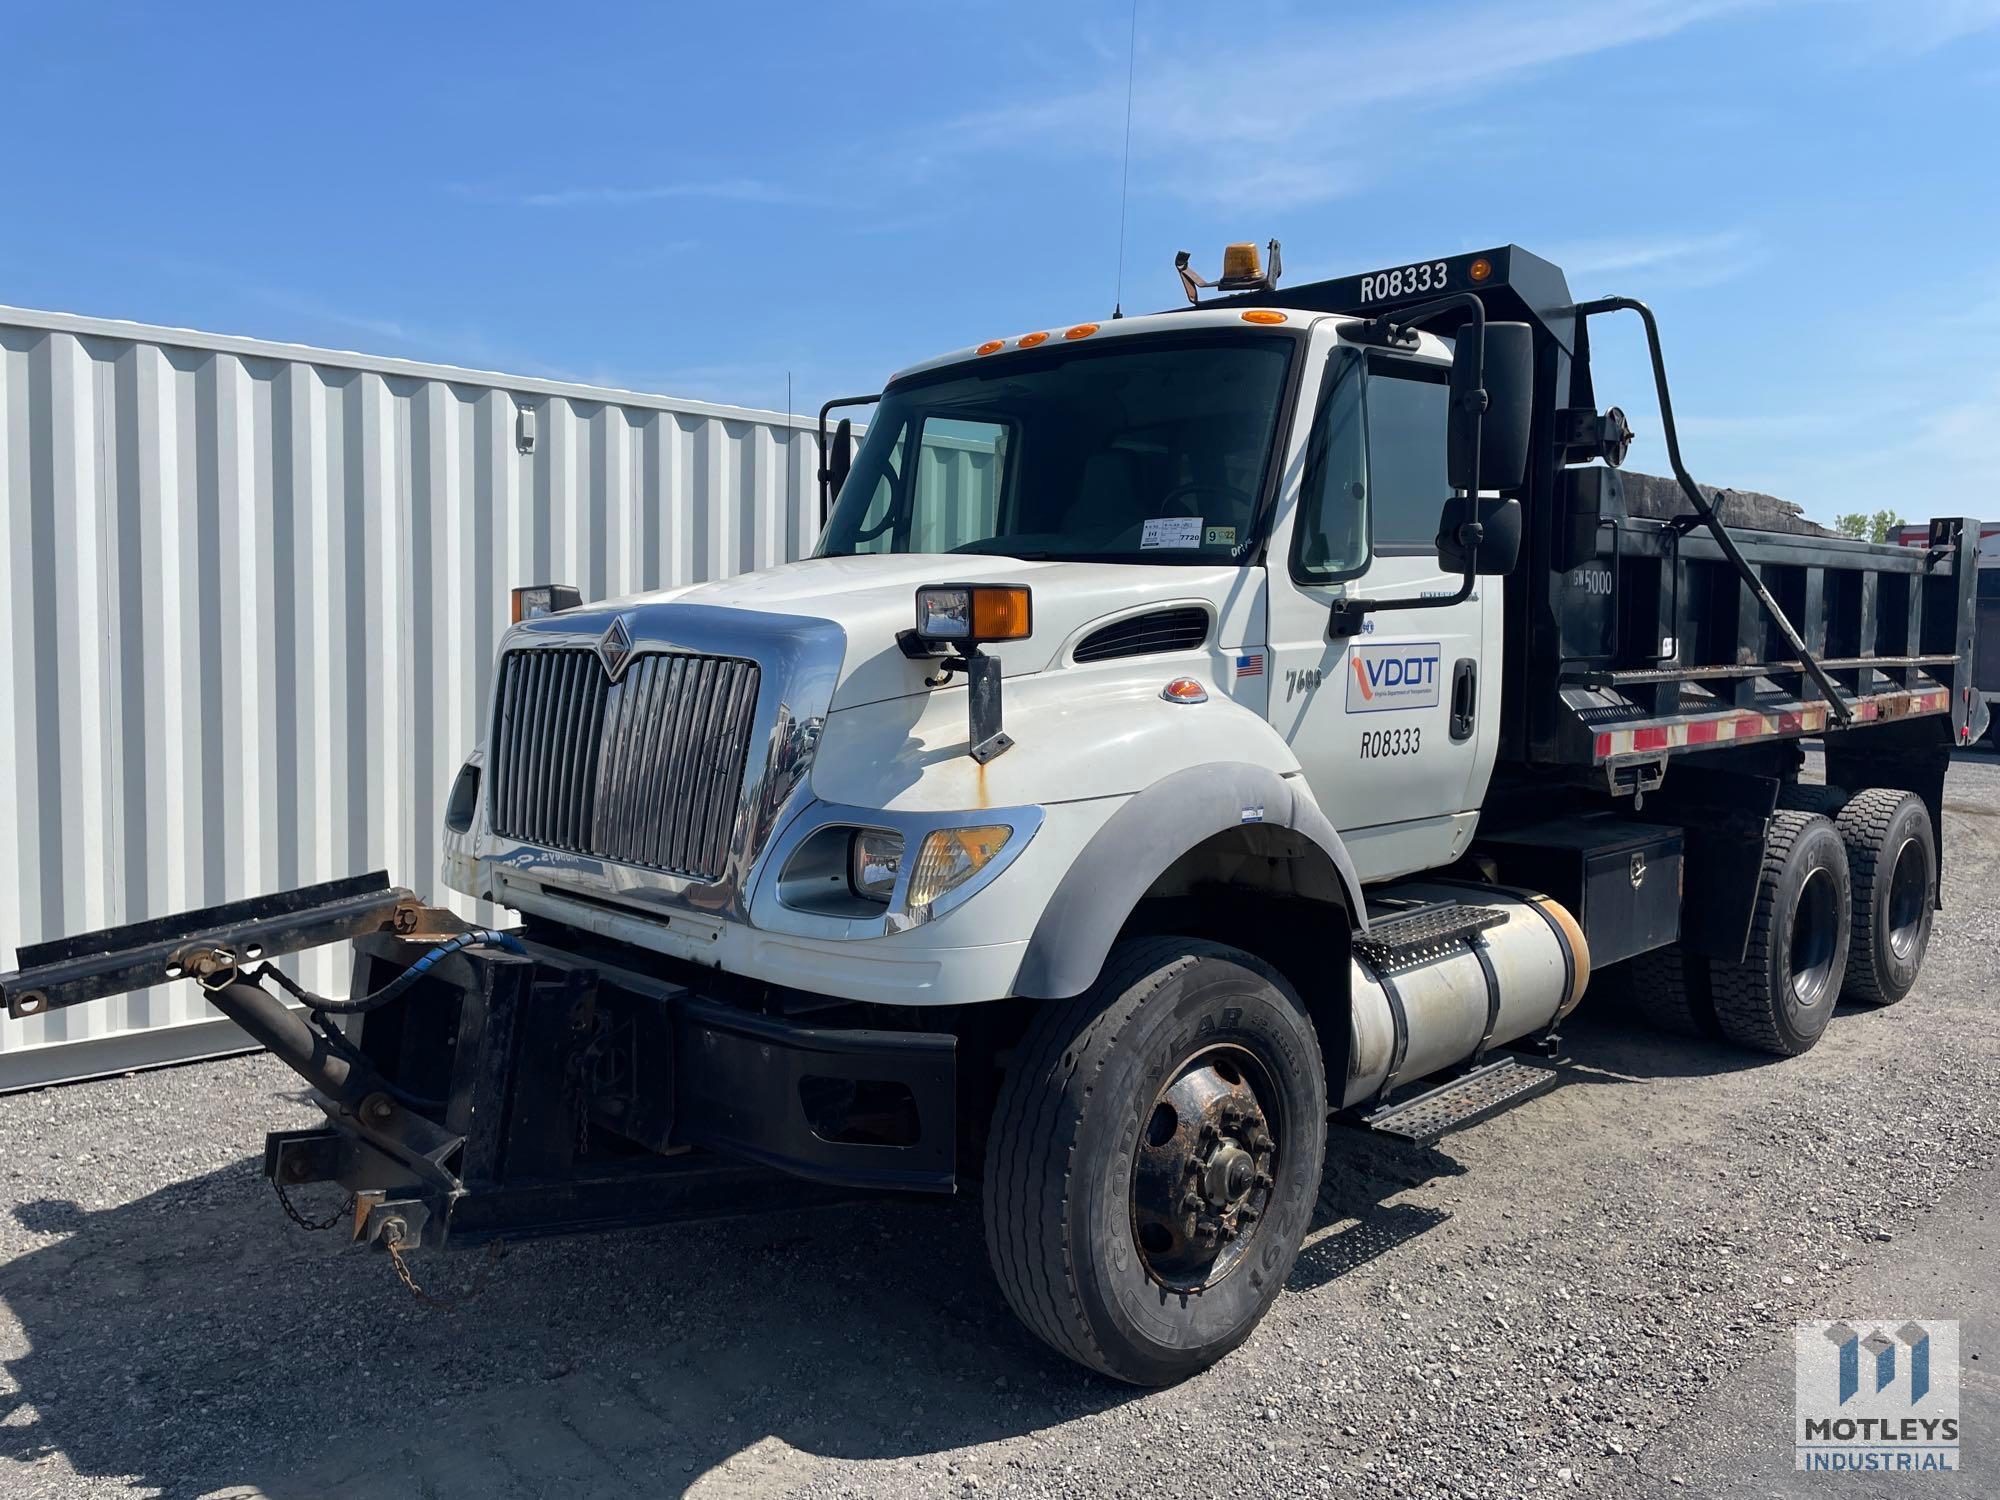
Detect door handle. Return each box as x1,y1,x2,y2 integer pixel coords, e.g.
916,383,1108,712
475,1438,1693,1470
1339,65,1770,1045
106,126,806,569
1450,657,1477,742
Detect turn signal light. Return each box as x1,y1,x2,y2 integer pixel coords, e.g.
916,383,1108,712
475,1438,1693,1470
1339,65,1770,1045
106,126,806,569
908,825,1012,910
915,584,1033,643
511,583,582,622
1161,677,1209,704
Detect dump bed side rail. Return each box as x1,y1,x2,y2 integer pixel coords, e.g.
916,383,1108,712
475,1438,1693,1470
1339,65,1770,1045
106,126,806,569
1544,512,1983,785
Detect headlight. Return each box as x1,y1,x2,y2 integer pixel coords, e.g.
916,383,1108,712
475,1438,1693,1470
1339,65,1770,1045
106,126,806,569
762,807,1041,932
907,825,1012,912
849,829,904,902
914,584,1032,643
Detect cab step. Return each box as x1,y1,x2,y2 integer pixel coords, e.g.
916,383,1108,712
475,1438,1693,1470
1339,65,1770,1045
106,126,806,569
1354,902,1508,970
1358,1056,1561,1145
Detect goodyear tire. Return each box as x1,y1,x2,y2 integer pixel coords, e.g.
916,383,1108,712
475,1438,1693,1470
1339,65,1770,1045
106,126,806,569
1627,944,1719,1038
982,937,1326,1385
1834,789,1935,1007
1710,811,1851,1056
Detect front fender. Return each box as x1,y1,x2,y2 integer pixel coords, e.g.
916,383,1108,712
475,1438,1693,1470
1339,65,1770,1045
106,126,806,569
1012,762,1368,1000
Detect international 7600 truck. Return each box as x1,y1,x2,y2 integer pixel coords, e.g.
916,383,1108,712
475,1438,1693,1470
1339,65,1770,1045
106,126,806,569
4,244,1985,1384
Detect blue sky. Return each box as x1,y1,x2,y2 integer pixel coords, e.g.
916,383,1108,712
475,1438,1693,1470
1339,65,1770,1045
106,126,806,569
5,0,1997,523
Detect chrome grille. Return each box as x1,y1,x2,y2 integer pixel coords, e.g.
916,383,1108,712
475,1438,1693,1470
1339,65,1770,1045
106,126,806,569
489,647,762,881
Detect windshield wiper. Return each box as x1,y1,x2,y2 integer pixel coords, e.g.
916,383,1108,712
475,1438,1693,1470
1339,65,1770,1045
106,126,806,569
946,544,1060,560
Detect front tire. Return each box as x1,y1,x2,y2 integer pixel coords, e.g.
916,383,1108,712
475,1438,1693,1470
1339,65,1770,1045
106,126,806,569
983,937,1326,1385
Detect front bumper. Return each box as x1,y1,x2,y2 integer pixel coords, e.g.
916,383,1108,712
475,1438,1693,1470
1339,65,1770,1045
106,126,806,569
311,927,960,1251
0,878,960,1255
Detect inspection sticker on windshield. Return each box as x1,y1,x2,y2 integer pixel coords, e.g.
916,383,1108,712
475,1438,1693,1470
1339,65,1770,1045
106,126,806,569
1142,517,1202,549
1204,525,1237,547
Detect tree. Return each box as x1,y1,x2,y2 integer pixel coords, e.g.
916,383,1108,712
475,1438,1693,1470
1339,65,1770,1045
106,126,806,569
1834,509,1905,544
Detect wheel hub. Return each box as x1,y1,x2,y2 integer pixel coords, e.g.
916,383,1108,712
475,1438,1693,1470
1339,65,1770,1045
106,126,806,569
1886,835,1929,960
1788,866,1841,1011
1131,1047,1278,1291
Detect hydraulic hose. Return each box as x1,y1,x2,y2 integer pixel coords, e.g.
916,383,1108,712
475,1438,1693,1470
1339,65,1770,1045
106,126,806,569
258,928,525,1015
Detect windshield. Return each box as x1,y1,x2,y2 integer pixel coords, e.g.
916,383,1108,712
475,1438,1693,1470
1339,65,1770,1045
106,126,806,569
816,333,1294,564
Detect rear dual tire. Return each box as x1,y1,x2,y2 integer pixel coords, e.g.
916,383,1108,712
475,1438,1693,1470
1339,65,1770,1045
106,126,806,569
1708,811,1851,1055
983,938,1326,1386
1833,789,1935,1007
1628,943,1719,1038
1630,791,1937,1056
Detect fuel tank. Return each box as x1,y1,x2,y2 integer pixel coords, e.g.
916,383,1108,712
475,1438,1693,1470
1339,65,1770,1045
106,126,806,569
1343,882,1589,1109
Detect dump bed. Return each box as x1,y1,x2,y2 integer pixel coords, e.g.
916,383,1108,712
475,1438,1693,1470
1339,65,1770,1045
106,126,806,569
1521,495,1984,780
1204,243,1986,784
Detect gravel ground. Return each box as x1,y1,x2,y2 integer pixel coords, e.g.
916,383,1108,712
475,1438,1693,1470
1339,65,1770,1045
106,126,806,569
1,750,1994,1500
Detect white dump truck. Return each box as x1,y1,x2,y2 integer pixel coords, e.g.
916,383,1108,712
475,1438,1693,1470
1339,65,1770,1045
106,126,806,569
5,244,1985,1385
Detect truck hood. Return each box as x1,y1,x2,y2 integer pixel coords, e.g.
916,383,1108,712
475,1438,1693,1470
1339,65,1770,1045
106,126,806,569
587,554,1259,710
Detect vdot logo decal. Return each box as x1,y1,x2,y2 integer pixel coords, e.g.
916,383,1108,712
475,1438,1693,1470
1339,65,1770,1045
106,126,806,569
1795,1319,1960,1472
1345,641,1442,713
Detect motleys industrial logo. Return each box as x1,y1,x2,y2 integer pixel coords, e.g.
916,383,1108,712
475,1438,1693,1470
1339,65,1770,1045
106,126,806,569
1345,641,1442,713
1795,1319,1960,1473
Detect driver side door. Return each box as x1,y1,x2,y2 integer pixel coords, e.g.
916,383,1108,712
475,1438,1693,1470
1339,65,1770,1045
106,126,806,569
1264,337,1501,883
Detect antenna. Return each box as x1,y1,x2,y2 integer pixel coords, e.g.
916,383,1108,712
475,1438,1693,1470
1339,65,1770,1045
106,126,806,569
1112,0,1138,319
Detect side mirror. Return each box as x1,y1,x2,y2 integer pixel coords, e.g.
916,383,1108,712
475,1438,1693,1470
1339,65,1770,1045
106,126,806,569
1447,333,1482,493
1446,321,1535,494
1479,322,1534,491
821,417,854,524
829,418,854,499
1435,494,1523,577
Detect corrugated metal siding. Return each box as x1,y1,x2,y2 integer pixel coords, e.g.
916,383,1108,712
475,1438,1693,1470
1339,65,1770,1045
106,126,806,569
0,306,825,1089
909,430,1003,553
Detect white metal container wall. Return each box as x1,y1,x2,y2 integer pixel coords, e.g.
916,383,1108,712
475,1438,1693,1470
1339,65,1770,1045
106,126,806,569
0,306,827,1089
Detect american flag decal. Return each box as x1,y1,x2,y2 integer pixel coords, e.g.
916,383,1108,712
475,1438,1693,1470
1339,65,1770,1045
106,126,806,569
1234,652,1265,679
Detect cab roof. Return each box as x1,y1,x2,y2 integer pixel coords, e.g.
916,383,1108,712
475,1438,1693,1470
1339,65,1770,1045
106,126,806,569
887,306,1451,390
888,245,1573,390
